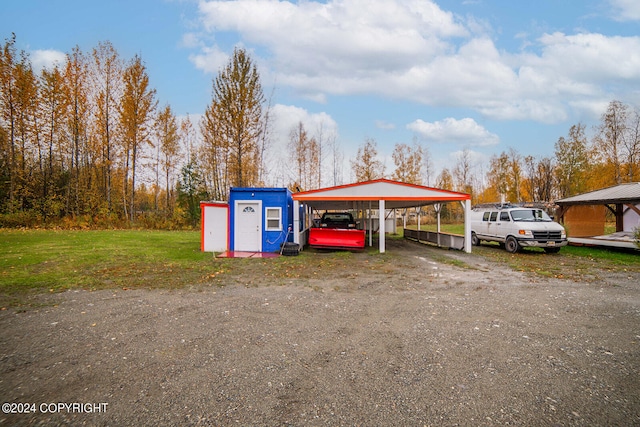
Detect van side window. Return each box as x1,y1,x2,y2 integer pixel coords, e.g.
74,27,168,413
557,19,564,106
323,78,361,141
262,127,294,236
483,212,490,221
500,212,510,221
489,212,498,221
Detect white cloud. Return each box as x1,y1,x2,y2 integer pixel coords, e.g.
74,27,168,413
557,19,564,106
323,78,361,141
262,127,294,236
30,49,65,72
192,0,640,124
407,117,499,147
375,120,396,130
196,0,465,77
270,104,339,149
189,44,229,74
181,32,202,49
609,0,640,21
533,32,640,82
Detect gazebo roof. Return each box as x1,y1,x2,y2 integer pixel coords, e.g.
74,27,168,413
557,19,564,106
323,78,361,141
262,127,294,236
556,182,640,205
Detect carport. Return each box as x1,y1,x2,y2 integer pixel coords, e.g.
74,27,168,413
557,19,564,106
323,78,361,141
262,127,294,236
292,179,472,253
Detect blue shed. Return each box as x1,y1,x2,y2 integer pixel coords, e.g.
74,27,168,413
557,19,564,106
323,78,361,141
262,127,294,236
229,187,294,252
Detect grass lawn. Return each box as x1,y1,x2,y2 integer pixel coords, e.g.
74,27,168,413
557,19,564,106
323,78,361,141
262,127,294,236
0,229,382,307
0,230,216,305
1,228,638,307
408,223,465,235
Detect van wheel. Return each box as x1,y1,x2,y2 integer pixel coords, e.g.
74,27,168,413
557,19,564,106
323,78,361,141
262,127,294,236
505,236,520,253
471,232,480,246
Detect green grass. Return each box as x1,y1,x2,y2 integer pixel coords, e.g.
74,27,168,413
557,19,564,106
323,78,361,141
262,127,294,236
405,223,465,235
2,228,638,307
473,241,639,280
0,229,392,306
0,230,213,303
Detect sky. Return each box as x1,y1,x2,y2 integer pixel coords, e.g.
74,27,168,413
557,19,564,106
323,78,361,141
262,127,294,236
2,0,640,185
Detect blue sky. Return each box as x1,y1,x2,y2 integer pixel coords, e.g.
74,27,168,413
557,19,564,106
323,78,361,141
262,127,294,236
3,0,640,185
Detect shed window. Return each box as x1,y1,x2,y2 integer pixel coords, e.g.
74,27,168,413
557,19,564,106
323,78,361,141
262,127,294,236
266,207,282,231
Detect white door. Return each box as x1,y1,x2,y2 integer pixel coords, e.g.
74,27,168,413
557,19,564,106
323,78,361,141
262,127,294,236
235,201,261,251
203,205,228,252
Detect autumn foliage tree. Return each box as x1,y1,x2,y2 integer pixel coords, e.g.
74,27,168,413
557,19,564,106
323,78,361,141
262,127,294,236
119,54,157,221
202,47,265,196
592,100,640,186
351,138,385,182
0,35,17,211
391,142,423,184
91,40,122,212
288,121,319,191
2,32,639,228
154,104,179,215
554,123,590,198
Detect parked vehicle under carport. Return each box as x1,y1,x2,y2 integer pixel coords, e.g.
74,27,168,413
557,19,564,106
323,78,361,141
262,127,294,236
308,212,366,250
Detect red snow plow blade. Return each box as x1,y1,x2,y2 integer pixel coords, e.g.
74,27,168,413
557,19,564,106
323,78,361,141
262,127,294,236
308,227,366,250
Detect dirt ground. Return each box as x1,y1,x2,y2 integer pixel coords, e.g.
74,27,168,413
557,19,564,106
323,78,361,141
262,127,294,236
1,239,639,426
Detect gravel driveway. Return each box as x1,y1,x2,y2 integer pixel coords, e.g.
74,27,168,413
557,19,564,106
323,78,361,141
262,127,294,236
1,239,639,426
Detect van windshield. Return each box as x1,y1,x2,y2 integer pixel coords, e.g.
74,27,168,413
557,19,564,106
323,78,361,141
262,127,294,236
510,209,553,222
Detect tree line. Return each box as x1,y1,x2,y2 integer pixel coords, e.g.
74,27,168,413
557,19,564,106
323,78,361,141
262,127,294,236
1,33,639,228
350,100,639,208
0,35,272,227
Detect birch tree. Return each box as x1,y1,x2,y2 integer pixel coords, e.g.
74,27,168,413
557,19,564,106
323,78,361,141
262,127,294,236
0,34,18,210
154,104,179,214
452,148,474,194
62,46,90,215
119,54,156,221
92,40,122,211
623,108,640,181
392,142,423,184
39,64,66,212
594,100,627,184
554,123,589,198
351,138,385,182
487,152,510,202
200,103,228,200
288,121,319,190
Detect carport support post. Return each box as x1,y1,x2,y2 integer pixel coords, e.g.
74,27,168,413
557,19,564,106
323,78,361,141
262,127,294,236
293,200,300,246
464,199,471,253
379,199,386,253
369,201,373,247
434,203,441,247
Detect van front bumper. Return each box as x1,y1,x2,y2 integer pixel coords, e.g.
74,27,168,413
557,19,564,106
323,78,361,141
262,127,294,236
518,239,568,248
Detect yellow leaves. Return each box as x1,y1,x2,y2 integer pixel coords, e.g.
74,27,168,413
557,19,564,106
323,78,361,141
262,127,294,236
205,269,227,280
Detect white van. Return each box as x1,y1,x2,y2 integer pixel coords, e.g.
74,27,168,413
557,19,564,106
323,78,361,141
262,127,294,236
470,205,568,253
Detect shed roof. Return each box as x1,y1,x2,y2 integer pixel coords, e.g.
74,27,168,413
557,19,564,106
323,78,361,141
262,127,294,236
556,182,640,205
292,178,470,210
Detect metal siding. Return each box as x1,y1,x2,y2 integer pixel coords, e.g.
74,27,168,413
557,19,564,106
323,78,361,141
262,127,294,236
230,188,292,253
